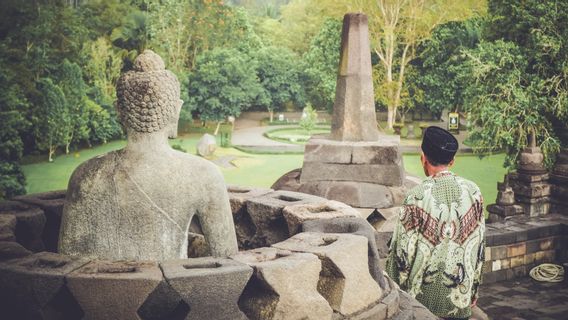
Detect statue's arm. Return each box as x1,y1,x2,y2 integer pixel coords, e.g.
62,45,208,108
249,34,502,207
197,169,238,257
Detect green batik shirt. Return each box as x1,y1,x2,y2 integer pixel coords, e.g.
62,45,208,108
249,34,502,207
386,171,485,319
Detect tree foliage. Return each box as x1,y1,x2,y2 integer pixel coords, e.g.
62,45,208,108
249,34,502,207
412,19,482,118
188,48,262,122
302,18,342,112
459,0,568,168
254,46,306,120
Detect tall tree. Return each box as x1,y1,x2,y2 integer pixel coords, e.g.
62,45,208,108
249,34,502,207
57,59,89,153
254,46,306,121
188,48,262,133
302,18,342,112
412,19,482,118
34,78,70,162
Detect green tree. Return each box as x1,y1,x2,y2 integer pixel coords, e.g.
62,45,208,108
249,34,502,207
34,78,71,162
0,161,26,200
254,46,306,121
461,0,568,168
57,59,89,153
302,18,342,112
84,98,114,145
412,19,482,118
188,48,262,133
462,40,559,168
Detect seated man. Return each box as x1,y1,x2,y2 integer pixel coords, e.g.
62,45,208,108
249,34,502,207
59,50,238,261
386,126,485,320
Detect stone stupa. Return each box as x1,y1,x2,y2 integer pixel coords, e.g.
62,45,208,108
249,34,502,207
273,13,413,210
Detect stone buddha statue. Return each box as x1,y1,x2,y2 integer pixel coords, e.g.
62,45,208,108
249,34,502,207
59,50,238,260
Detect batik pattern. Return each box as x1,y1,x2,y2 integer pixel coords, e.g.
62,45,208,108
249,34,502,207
386,172,485,319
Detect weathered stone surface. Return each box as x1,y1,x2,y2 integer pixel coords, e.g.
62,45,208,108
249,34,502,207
187,232,210,258
0,214,17,241
228,185,272,249
59,50,238,260
14,190,65,252
282,200,361,235
66,260,162,320
196,133,217,157
330,13,379,142
518,146,547,174
273,232,382,316
233,247,333,320
0,200,46,251
137,280,189,320
300,162,404,186
303,142,353,164
300,218,386,289
0,241,32,261
270,168,302,192
0,252,88,319
393,287,437,320
245,191,326,246
161,257,253,320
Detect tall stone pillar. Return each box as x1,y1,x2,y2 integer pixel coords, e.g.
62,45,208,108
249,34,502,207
273,13,412,209
331,13,380,142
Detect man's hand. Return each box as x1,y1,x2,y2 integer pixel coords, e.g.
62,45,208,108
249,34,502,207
470,297,477,308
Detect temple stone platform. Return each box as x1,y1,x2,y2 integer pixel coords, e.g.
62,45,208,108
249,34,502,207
0,188,436,320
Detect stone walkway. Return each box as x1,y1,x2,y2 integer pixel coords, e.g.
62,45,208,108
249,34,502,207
478,277,568,320
230,118,473,154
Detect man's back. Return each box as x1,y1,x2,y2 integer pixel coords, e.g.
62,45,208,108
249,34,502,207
386,171,485,319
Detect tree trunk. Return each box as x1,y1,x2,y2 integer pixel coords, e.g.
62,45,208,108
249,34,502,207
48,145,55,162
269,109,274,123
214,121,221,136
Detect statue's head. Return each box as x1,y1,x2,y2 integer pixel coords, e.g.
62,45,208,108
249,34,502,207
116,50,181,135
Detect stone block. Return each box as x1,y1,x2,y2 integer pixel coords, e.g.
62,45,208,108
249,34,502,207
511,182,552,198
507,243,526,257
14,190,66,252
0,241,32,262
300,217,387,289
299,181,405,208
273,232,382,316
510,256,524,268
196,133,216,157
283,200,361,235
501,258,511,269
137,280,189,320
491,260,501,271
245,191,325,246
490,246,507,260
66,260,163,320
303,141,353,164
0,214,16,241
0,200,46,252
271,169,302,192
381,285,400,318
0,252,88,319
535,250,555,263
232,247,333,320
351,142,401,165
524,253,537,266
161,257,253,320
539,237,554,251
300,162,404,186
228,185,273,250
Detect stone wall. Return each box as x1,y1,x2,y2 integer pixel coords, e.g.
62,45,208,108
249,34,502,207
482,215,568,283
0,188,437,320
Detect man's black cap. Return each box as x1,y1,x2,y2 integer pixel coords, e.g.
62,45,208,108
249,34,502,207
421,126,458,165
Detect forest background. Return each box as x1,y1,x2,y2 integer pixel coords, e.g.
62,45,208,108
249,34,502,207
1,0,566,199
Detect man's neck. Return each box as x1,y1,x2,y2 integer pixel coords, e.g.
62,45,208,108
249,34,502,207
427,166,450,177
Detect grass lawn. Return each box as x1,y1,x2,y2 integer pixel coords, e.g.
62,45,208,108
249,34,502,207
22,134,505,209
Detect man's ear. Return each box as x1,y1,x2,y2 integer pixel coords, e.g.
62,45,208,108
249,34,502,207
448,158,455,167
